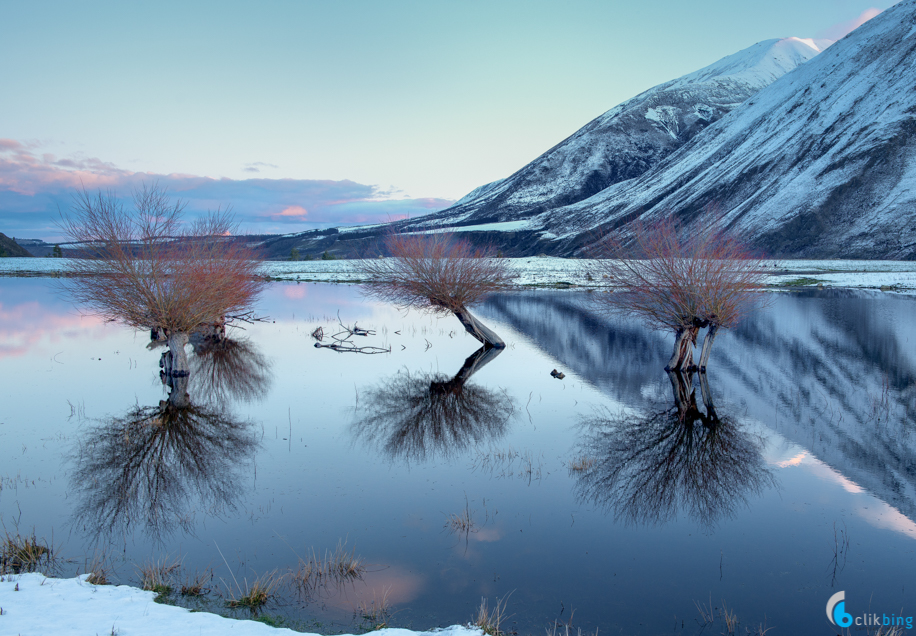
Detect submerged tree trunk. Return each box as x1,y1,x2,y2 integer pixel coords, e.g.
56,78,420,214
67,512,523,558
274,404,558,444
698,372,718,423
452,306,505,349
698,324,719,372
165,372,191,409
160,331,190,378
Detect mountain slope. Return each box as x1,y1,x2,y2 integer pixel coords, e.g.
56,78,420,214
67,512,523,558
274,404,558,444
407,37,828,230
535,0,916,258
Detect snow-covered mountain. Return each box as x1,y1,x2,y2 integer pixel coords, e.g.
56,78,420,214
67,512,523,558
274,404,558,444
521,0,916,258
405,37,828,232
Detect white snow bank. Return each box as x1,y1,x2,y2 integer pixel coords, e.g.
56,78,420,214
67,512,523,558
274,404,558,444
0,573,481,636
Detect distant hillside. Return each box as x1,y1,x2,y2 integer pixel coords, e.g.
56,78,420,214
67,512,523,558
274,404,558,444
0,233,33,257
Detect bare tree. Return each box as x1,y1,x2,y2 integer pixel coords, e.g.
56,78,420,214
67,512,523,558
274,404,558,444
590,217,766,371
60,185,265,376
358,233,515,348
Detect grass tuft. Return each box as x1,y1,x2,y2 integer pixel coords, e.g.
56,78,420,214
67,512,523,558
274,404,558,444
180,568,212,597
474,592,513,636
567,456,595,473
83,550,115,586
225,569,285,611
136,555,181,599
0,528,57,575
356,586,392,630
292,540,365,598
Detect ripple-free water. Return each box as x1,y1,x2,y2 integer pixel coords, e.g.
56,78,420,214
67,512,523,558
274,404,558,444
0,280,913,634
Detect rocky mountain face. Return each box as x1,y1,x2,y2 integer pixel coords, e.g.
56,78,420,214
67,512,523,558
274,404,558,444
264,0,916,260
259,37,828,259
528,0,916,259
405,37,827,231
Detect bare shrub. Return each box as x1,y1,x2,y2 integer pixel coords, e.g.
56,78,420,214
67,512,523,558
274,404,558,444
358,233,515,348
591,216,766,370
60,184,265,377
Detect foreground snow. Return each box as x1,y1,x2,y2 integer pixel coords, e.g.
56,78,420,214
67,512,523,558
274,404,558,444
0,573,480,636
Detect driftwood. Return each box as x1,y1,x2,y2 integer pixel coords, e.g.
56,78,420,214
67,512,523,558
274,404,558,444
312,313,391,354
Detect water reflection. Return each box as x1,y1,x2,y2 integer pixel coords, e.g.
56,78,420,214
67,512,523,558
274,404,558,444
351,346,516,463
69,336,268,543
481,289,916,523
574,371,776,529
189,332,272,404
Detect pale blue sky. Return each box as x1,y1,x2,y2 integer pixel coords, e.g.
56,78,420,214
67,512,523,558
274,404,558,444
0,0,898,237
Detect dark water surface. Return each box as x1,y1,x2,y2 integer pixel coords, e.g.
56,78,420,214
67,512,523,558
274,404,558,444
1,280,914,634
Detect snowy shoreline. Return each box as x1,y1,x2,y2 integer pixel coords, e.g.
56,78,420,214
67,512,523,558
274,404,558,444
2,256,916,292
0,573,481,636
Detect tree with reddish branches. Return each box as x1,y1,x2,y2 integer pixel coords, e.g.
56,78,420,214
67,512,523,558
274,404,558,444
590,217,767,371
358,233,515,348
60,185,265,390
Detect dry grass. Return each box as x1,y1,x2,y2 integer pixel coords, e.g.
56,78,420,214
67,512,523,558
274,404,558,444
567,456,595,473
83,550,115,586
180,568,212,596
0,528,57,575
356,586,392,630
136,555,182,596
445,500,478,536
474,592,513,636
225,569,285,611
292,540,365,598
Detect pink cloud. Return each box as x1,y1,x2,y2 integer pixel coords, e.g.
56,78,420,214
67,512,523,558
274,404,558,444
0,138,455,236
278,205,308,218
816,7,882,41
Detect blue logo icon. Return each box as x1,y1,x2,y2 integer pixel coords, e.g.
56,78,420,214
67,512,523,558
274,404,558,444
827,591,853,628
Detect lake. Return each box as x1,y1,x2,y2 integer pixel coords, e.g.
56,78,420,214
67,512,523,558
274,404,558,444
0,278,914,634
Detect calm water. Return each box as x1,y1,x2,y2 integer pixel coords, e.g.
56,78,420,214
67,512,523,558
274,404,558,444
1,279,914,634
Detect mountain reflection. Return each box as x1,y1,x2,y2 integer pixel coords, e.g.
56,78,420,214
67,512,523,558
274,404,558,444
481,289,916,523
70,336,268,543
351,346,515,463
573,371,776,529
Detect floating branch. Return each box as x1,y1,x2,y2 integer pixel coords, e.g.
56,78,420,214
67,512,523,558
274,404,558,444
313,313,390,354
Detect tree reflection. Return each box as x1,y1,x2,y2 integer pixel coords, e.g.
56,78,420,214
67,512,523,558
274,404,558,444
351,346,515,463
189,332,272,404
574,371,775,529
70,338,266,544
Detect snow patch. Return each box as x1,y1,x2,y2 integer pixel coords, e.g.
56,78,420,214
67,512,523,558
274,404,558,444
0,573,483,636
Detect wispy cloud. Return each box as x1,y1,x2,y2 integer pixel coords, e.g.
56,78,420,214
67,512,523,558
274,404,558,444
243,161,280,173
816,7,882,41
0,140,453,239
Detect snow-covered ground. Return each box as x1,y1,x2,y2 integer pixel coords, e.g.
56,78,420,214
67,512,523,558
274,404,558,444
0,573,482,636
3,257,916,291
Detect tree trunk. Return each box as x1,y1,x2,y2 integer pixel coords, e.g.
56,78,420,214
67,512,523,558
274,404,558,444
698,324,719,372
666,327,697,371
162,331,190,377
452,306,505,349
